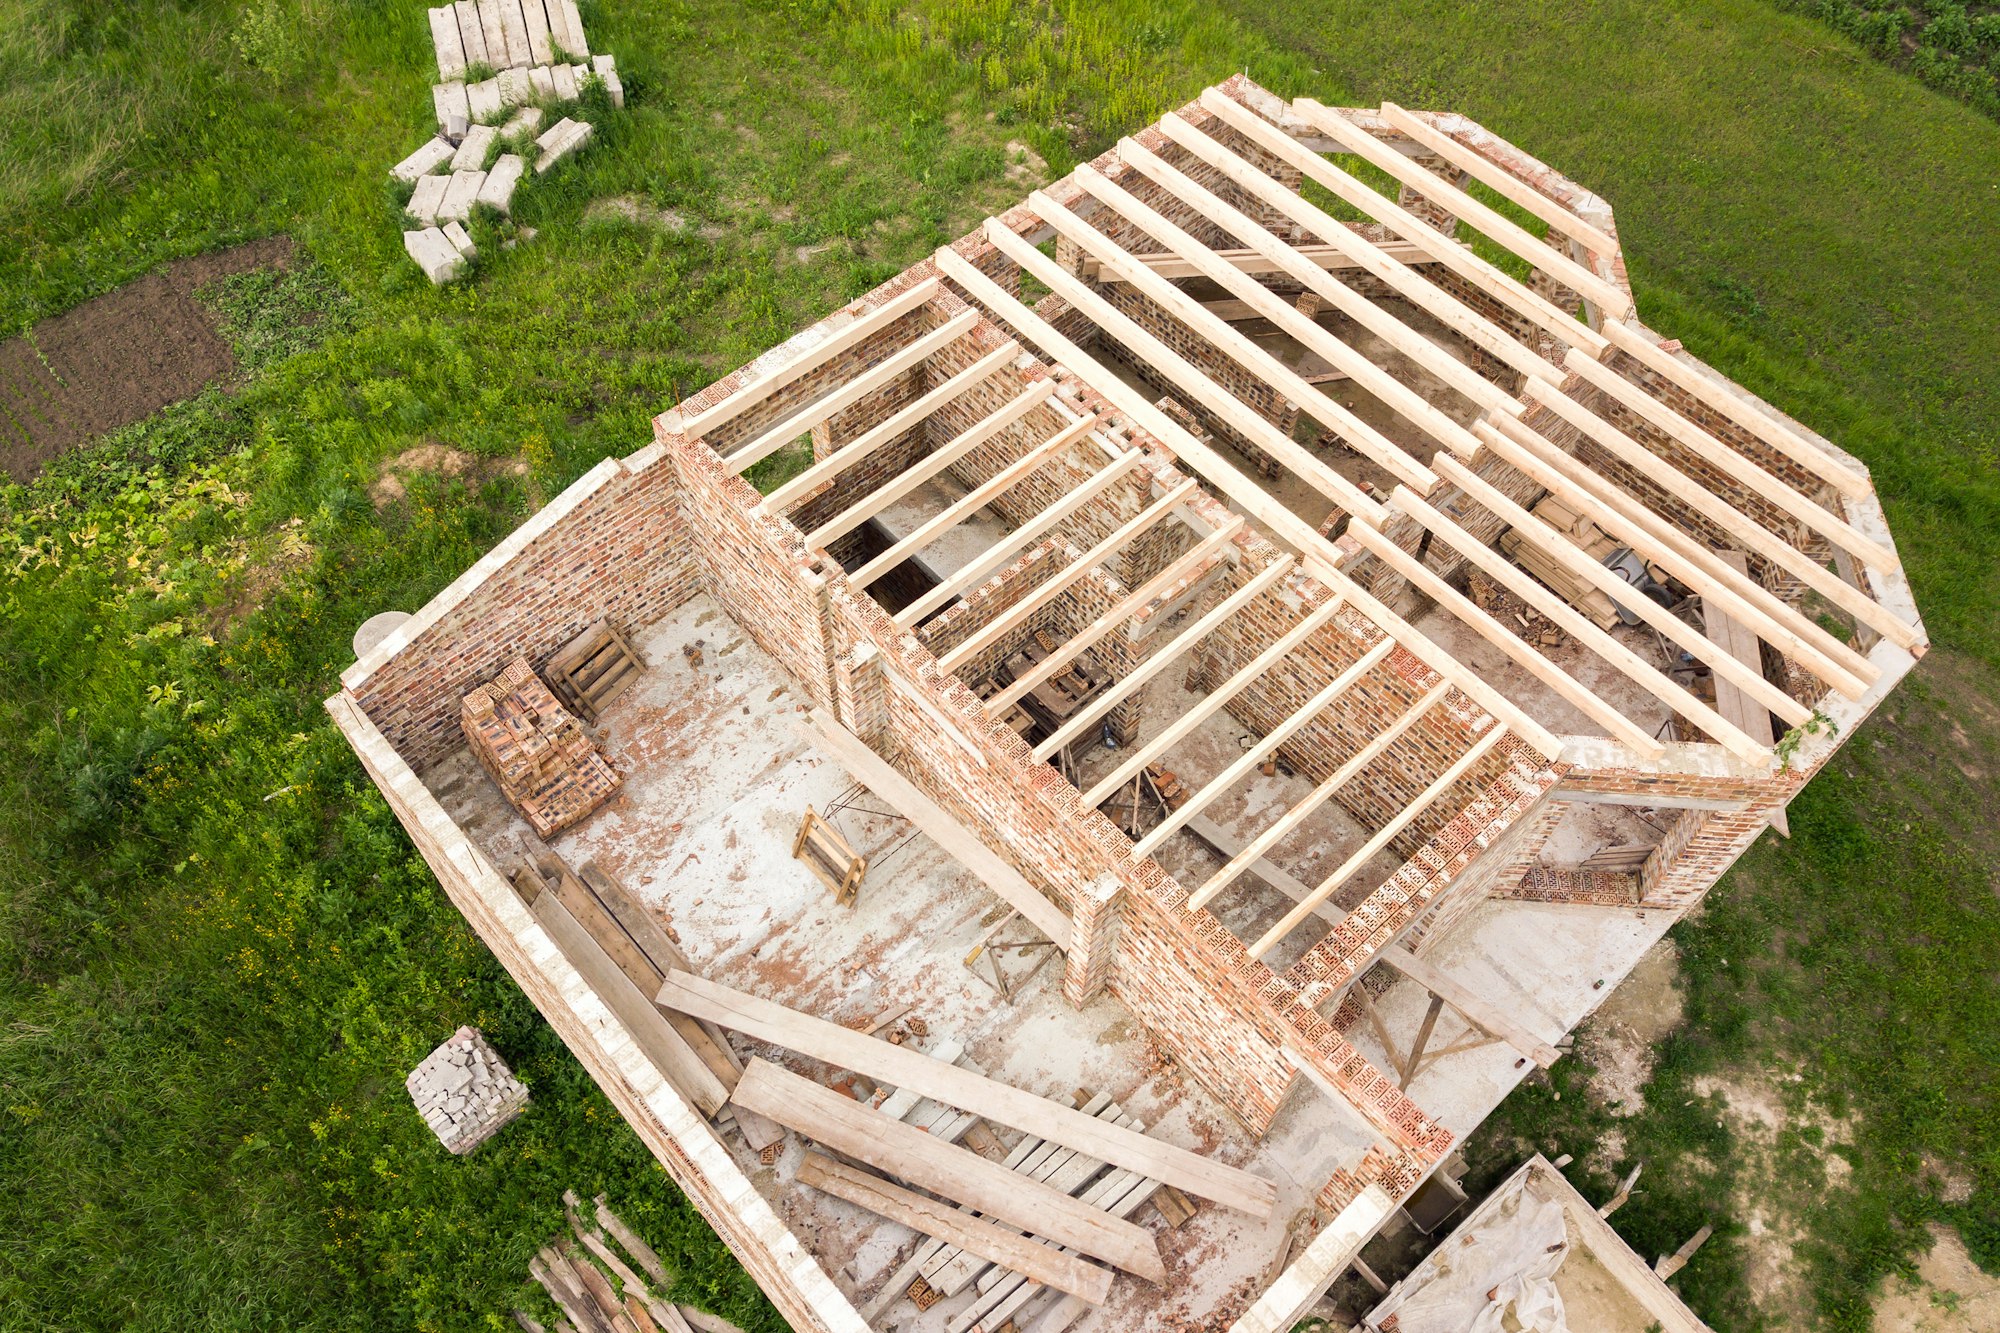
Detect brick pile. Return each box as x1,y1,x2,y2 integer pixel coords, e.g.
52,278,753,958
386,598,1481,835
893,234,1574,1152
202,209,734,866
407,1025,529,1153
461,657,621,836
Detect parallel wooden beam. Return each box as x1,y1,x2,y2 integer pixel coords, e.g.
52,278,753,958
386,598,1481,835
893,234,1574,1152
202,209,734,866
1115,137,1562,395
1710,550,1782,780
938,479,1198,672
984,220,1420,505
1384,491,1771,761
800,708,1073,949
986,519,1243,713
730,1059,1167,1280
1476,417,1876,697
1188,678,1449,910
1034,558,1297,761
669,978,1280,1217
1294,99,1629,316
726,310,979,473
850,411,1096,589
1247,725,1511,958
1378,946,1562,1068
1375,103,1620,257
1185,95,1608,355
680,277,940,440
796,1152,1115,1306
1343,518,1666,756
1081,626,1394,810
1563,349,1898,572
1093,238,1436,282
1600,319,1871,500
1432,452,1812,727
805,383,1056,548
761,342,1019,514
1182,813,1336,922
1520,378,1921,650
1040,179,1494,456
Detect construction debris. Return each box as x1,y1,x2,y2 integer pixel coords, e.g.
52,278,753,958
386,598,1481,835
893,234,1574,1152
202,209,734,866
406,1025,528,1153
462,658,620,836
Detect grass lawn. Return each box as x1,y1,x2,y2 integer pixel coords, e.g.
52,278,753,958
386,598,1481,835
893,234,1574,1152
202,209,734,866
0,0,1995,1330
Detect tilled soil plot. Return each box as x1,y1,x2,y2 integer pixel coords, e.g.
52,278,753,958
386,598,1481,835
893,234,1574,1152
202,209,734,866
0,236,292,481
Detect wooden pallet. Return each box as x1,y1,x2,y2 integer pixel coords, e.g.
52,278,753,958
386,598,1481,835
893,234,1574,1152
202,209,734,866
546,619,642,723
793,806,866,906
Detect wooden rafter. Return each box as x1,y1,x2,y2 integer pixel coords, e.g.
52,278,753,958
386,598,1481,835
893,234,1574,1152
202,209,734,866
1475,417,1877,697
804,383,1056,548
936,244,1565,759
1520,377,1921,649
1375,103,1619,258
1343,519,1665,756
1096,238,1437,282
726,310,978,473
1032,559,1298,762
1079,614,1387,809
848,410,1097,589
680,277,941,440
1186,93,1609,356
759,341,1020,514
982,220,1420,506
893,444,1145,627
1382,488,1770,762
1563,349,1898,571
1187,677,1451,910
986,519,1244,713
1432,453,1812,726
1599,318,1871,500
1293,99,1629,316
936,478,1198,672
1247,725,1511,959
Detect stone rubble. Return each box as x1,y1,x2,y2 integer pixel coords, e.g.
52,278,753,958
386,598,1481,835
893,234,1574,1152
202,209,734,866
406,1025,529,1154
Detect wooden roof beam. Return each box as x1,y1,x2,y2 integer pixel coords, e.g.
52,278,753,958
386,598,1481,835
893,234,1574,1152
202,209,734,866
1247,725,1511,958
1097,238,1437,282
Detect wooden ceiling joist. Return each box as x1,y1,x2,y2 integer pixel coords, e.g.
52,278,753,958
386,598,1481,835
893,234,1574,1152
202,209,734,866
1187,93,1610,357
1432,453,1813,727
682,276,941,441
1247,724,1511,959
983,220,1428,505
936,244,1566,760
937,478,1199,672
1092,238,1436,282
1030,186,1478,473
1031,558,1299,762
893,443,1146,627
1343,518,1666,757
726,309,979,473
1382,489,1772,761
1187,675,1448,911
849,410,1100,589
986,518,1244,713
1079,610,1386,810
1563,349,1898,571
1293,98,1629,318
804,382,1056,548
1476,418,1876,698
1520,378,1921,650
1058,165,1509,446
1599,319,1872,501
760,341,1020,514
1374,103,1619,258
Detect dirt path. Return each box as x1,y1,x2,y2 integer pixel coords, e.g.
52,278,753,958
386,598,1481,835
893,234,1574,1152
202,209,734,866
0,236,291,481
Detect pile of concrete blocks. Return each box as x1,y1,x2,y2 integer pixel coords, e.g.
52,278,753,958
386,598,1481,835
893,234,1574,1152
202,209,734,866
390,1,626,284
407,1025,530,1154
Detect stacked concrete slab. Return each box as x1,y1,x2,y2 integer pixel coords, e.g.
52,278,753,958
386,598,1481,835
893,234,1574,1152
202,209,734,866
407,1025,529,1153
390,1,624,283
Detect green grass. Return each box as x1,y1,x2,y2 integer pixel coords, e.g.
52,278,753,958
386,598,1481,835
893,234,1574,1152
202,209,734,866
0,0,1996,1329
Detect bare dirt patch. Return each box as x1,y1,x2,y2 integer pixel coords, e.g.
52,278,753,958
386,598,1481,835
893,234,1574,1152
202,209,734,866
0,236,292,481
1577,934,1685,1117
370,443,528,509
1874,1226,2000,1332
583,195,687,232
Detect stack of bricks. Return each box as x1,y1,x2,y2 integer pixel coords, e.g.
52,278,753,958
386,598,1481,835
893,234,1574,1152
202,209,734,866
408,1025,529,1153
462,657,621,836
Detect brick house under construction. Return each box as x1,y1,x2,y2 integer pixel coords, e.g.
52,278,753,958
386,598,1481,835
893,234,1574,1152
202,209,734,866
329,75,1924,1332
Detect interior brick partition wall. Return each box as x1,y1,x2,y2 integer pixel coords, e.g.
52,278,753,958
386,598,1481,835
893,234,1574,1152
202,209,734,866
344,450,696,770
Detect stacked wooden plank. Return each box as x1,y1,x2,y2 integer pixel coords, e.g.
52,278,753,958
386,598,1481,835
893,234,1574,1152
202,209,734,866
462,657,621,836
528,1191,731,1333
1496,492,1622,630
